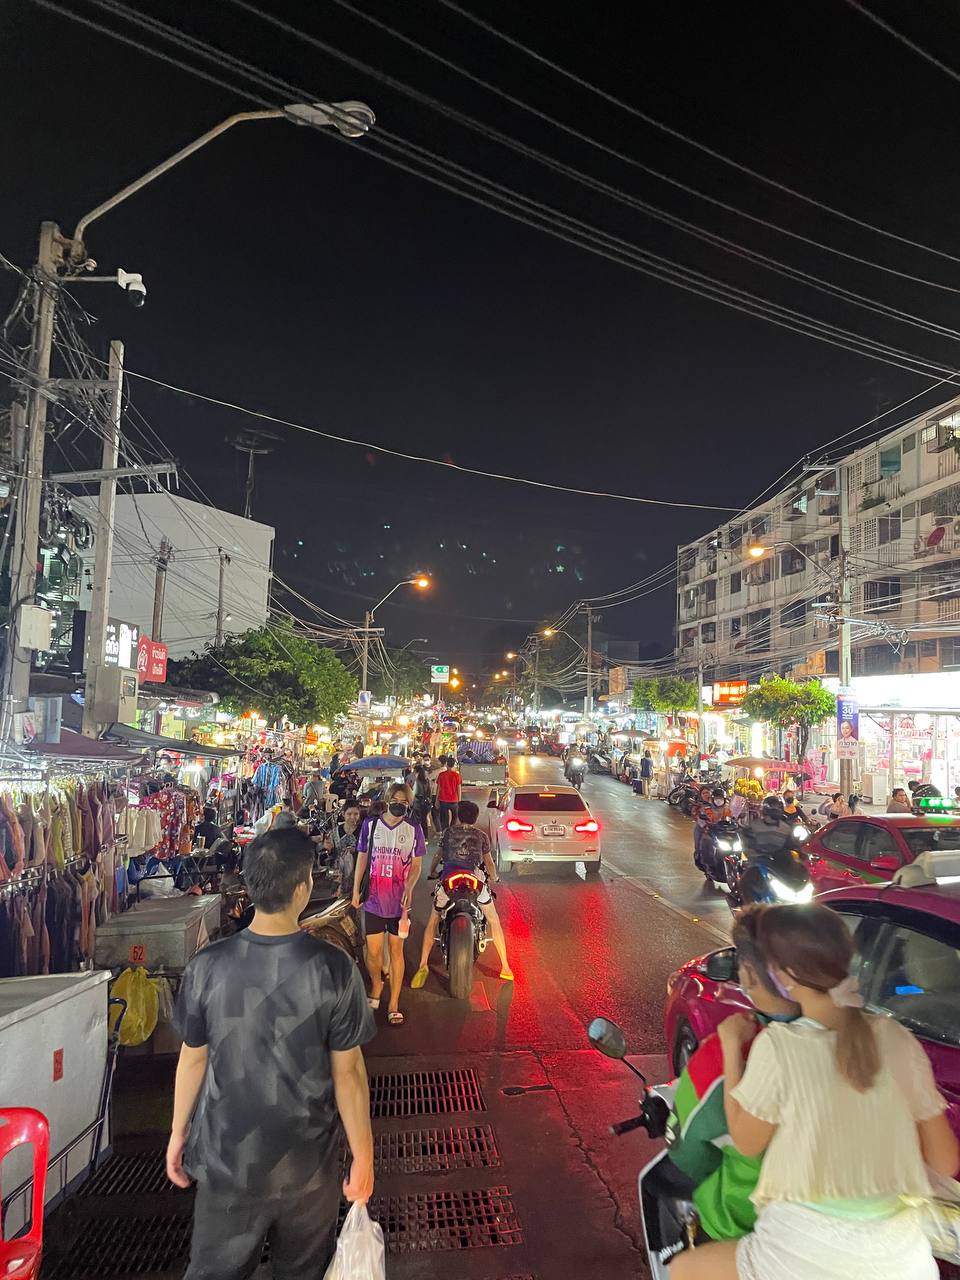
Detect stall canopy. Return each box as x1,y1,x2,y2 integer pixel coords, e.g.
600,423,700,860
339,754,408,771
102,724,241,760
24,729,146,765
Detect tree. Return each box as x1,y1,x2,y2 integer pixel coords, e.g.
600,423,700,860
369,647,428,701
739,676,836,791
631,675,699,717
167,626,357,726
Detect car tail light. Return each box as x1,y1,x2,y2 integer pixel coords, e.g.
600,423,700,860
505,817,534,834
574,818,600,834
444,870,480,892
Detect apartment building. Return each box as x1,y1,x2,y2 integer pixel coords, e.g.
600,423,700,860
675,394,960,682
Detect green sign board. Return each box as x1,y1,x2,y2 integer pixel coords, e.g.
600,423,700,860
430,664,450,684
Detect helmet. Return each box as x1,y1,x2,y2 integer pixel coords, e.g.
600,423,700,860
711,787,725,801
762,796,785,821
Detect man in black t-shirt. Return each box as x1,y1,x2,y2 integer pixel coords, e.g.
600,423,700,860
169,827,375,1280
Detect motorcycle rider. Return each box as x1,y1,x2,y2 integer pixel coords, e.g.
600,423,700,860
780,788,811,828
694,787,730,872
665,907,801,1241
564,750,586,788
411,800,512,988
743,796,795,853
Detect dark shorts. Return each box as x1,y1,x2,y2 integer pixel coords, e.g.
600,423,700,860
364,910,401,936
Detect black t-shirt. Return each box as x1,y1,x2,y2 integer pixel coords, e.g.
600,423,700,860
173,929,375,1195
193,820,222,848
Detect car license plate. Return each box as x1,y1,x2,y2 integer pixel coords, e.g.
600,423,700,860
541,823,566,836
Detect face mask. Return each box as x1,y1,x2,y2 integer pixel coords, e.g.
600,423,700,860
756,1011,798,1024
388,802,407,817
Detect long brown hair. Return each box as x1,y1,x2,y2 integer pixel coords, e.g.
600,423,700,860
755,903,880,1092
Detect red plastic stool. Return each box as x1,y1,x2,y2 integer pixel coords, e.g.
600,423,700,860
0,1108,50,1280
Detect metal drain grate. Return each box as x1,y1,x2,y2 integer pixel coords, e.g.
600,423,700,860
374,1185,522,1252
369,1068,485,1118
374,1124,501,1174
77,1153,169,1197
43,1215,191,1278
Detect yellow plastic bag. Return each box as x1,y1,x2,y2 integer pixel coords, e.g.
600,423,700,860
110,966,160,1046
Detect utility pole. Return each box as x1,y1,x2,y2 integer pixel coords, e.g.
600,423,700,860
837,462,853,800
584,605,595,717
533,639,541,714
81,341,123,738
7,222,63,722
360,609,372,744
696,632,706,756
230,430,276,520
152,536,172,642
215,548,231,646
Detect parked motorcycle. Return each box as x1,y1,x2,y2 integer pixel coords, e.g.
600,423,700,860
668,775,701,815
438,866,489,999
588,749,613,775
587,1017,696,1278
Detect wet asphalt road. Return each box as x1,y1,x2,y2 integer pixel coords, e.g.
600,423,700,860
363,752,728,1278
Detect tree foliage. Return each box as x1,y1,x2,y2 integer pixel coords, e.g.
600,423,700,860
167,627,357,726
630,675,699,716
739,676,837,786
368,647,429,700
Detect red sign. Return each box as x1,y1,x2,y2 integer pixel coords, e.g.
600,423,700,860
137,635,168,683
128,943,147,964
713,679,749,706
52,1048,63,1082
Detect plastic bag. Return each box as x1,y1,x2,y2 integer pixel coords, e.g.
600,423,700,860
322,1203,385,1280
109,966,160,1046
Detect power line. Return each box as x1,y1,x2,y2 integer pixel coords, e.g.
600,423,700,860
434,0,960,269
842,0,960,86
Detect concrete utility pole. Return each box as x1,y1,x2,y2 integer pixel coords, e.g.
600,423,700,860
533,640,541,714
583,605,598,717
231,430,276,520
7,222,62,720
152,537,172,642
837,462,853,800
215,548,231,646
80,341,123,738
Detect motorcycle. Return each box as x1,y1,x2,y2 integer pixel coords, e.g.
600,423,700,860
727,822,813,908
438,865,489,999
588,749,613,775
695,817,743,890
668,775,701,815
587,1016,697,1278
565,756,587,790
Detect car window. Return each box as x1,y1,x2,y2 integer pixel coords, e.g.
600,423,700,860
513,792,587,813
859,824,903,863
901,826,960,858
868,923,960,1047
819,822,862,857
831,909,885,995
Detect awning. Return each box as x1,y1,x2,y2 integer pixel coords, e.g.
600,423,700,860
24,730,146,765
102,724,242,760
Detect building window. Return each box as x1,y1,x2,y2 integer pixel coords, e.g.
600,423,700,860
751,515,769,538
704,579,717,603
864,577,901,611
921,639,938,658
745,609,770,653
829,534,839,559
750,558,771,584
730,616,742,637
780,547,805,575
879,445,901,477
729,570,742,594
701,622,716,643
902,432,916,453
780,599,807,629
727,524,742,549
921,423,938,446
681,628,696,649
878,511,901,545
902,502,916,521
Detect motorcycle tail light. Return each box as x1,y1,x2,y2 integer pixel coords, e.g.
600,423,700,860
505,818,534,834
574,818,600,834
445,871,480,892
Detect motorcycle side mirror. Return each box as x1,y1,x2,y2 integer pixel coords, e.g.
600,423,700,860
587,1017,628,1060
705,948,737,982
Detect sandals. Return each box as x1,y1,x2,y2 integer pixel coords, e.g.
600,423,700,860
367,996,381,1010
387,1011,404,1026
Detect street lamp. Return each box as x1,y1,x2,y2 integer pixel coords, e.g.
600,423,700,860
6,99,375,733
360,575,431,707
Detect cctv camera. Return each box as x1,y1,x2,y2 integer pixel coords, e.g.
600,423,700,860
116,269,146,308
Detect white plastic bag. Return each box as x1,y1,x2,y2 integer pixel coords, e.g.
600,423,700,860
323,1202,385,1280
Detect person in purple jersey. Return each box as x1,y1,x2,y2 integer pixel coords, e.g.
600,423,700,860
353,782,424,1026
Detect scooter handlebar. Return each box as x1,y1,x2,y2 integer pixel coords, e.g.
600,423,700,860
611,1114,647,1137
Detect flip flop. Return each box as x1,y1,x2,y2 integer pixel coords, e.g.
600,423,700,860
411,966,429,989
367,996,381,1009
387,1011,404,1026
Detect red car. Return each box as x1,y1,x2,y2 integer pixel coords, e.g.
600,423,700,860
805,813,960,894
664,858,960,1143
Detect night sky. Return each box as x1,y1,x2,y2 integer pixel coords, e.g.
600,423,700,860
4,0,960,681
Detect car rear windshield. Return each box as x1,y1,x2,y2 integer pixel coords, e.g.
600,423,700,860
514,792,587,813
902,827,960,857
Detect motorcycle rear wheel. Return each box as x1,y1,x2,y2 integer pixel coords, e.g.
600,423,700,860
447,914,476,1000
667,787,684,807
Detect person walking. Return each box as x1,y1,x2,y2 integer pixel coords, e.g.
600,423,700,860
411,764,433,839
640,749,655,797
435,756,462,832
671,902,959,1280
167,827,375,1280
352,783,424,1026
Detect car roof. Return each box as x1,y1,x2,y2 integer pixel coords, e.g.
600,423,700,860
819,879,960,927
829,814,960,827
511,783,582,795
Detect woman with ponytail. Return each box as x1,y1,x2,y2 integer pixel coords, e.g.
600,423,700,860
671,902,959,1280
